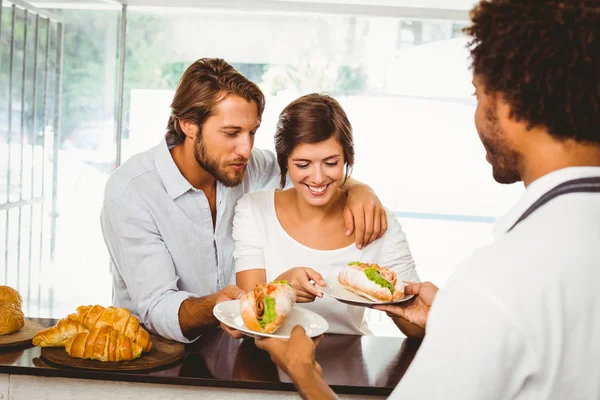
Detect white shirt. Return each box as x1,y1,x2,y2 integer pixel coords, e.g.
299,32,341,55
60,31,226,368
390,167,600,399
232,190,419,335
100,138,280,342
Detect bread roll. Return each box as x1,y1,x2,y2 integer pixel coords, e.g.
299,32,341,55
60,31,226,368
240,281,296,334
0,303,25,335
338,262,405,302
0,286,22,309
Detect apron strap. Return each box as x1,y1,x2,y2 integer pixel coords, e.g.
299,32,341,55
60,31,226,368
507,177,600,233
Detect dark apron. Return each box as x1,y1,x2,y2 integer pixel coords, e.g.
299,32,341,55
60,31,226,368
507,177,600,233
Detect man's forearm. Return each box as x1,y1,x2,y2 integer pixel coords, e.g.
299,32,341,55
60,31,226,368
291,367,339,400
394,317,425,339
179,294,219,340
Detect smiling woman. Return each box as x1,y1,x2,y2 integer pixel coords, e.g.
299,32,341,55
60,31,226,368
232,93,421,337
276,94,353,212
275,94,354,190
289,137,344,202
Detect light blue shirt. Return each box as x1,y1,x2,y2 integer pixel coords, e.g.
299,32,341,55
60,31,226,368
100,138,280,342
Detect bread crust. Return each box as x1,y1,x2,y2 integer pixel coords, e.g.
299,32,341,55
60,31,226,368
0,303,24,335
64,326,143,362
0,286,22,309
32,317,88,347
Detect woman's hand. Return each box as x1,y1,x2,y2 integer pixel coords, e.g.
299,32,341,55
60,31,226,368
277,267,326,303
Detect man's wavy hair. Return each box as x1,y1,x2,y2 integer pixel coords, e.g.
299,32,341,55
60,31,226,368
464,0,599,144
166,58,265,144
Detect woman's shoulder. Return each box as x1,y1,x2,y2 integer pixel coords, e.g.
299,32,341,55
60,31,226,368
235,190,278,225
383,207,399,224
233,190,278,235
375,207,407,244
238,189,276,208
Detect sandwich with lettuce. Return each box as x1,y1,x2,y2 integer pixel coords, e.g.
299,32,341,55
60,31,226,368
240,280,296,333
338,261,405,302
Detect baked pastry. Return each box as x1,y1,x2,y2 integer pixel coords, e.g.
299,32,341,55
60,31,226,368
338,261,405,302
0,286,23,309
0,303,24,335
240,281,296,334
67,305,151,352
65,326,143,362
32,317,88,347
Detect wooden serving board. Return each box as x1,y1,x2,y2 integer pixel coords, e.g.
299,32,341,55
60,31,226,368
40,333,185,372
0,319,46,350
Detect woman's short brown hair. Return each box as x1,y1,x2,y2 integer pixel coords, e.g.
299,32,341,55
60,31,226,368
166,58,265,144
274,93,354,188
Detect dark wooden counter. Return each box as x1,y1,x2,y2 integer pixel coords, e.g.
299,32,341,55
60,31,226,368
0,318,421,396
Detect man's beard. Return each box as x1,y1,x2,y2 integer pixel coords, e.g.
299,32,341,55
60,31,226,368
194,135,247,187
481,107,522,184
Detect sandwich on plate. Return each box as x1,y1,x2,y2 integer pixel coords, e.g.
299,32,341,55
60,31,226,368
240,280,296,333
338,261,406,302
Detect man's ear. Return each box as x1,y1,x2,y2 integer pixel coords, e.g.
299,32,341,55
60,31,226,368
495,93,512,122
179,119,199,141
495,93,523,141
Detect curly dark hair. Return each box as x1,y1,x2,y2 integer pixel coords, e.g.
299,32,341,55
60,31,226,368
464,0,600,144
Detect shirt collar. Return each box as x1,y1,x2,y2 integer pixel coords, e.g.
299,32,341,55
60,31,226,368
493,166,600,238
154,137,193,200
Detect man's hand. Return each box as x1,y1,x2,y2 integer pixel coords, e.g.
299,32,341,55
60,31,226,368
220,322,247,340
215,285,245,305
343,181,387,249
180,285,245,340
276,267,326,303
215,285,247,339
256,326,337,399
255,326,320,377
373,282,439,329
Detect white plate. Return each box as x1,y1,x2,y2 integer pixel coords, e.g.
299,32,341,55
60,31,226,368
213,299,329,339
315,274,414,307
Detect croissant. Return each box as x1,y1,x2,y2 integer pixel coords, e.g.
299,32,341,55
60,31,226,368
65,326,143,362
32,317,88,347
68,305,151,352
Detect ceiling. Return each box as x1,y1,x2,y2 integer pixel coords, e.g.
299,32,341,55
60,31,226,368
26,0,474,20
